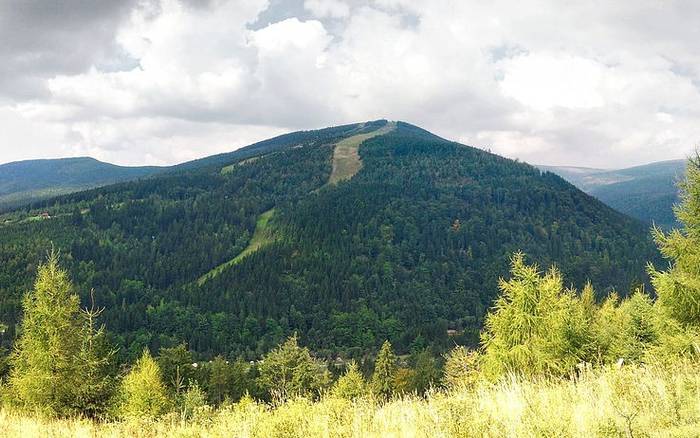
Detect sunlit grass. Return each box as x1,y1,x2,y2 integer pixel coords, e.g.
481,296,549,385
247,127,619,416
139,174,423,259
3,361,700,437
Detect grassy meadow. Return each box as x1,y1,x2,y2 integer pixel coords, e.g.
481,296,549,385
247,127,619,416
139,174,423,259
2,360,699,438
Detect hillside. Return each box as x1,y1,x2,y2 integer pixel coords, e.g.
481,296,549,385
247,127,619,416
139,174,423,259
0,157,163,211
0,120,658,360
540,160,686,229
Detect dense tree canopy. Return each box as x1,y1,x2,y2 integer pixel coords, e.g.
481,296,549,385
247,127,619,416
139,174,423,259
0,121,658,362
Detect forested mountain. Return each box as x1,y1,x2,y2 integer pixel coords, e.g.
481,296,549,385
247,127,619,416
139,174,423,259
0,120,658,362
0,157,162,212
540,160,686,229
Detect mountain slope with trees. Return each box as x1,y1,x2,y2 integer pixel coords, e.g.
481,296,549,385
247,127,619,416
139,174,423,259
0,157,163,212
0,120,659,362
541,160,686,229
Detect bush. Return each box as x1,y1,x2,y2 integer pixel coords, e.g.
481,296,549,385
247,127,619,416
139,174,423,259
178,383,208,421
442,346,480,390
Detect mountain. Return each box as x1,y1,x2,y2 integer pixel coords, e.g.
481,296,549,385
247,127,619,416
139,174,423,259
0,120,658,360
0,157,163,212
0,123,374,212
539,160,686,229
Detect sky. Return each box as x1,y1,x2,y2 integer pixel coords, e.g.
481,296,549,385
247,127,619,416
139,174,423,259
1,0,700,168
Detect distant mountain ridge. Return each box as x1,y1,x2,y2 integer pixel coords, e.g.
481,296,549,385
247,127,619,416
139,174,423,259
539,159,686,229
0,157,163,211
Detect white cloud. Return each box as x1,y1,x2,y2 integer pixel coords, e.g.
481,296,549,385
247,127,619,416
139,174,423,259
2,0,700,168
499,53,607,111
304,0,350,19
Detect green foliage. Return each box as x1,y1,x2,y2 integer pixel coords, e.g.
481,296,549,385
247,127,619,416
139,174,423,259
651,156,700,328
330,361,366,400
0,121,656,359
205,356,234,405
257,335,330,401
591,290,660,363
72,295,116,418
178,383,208,421
442,346,480,390
157,344,195,395
4,361,700,437
546,160,685,230
0,157,161,212
371,340,397,399
116,349,171,420
481,253,593,379
8,252,114,417
409,349,440,396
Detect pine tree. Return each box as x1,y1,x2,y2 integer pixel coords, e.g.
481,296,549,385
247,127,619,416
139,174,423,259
480,253,592,379
157,343,195,396
331,361,366,400
117,349,171,420
371,340,397,400
650,155,700,326
257,334,330,401
410,349,439,396
73,289,116,418
9,251,83,416
648,154,700,357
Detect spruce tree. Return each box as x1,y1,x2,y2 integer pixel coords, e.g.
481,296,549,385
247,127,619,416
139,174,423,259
157,343,195,396
371,340,397,400
207,355,232,405
9,251,83,416
410,349,439,396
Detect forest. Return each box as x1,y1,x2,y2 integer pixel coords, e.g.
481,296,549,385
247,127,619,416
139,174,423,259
0,154,699,436
2,121,695,436
0,121,658,364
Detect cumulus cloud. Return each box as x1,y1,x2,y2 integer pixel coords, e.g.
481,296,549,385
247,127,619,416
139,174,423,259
1,0,700,167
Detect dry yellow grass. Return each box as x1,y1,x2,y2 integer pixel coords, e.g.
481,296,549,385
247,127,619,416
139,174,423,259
3,361,700,437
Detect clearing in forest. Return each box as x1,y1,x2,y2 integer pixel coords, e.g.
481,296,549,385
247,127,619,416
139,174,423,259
327,121,396,185
197,208,276,286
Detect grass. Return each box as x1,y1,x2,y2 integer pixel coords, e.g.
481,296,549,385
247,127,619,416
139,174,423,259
197,209,277,286
327,122,396,185
3,361,700,437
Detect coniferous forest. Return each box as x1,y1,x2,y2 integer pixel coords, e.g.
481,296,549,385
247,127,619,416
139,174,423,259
0,122,657,361
2,121,700,436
